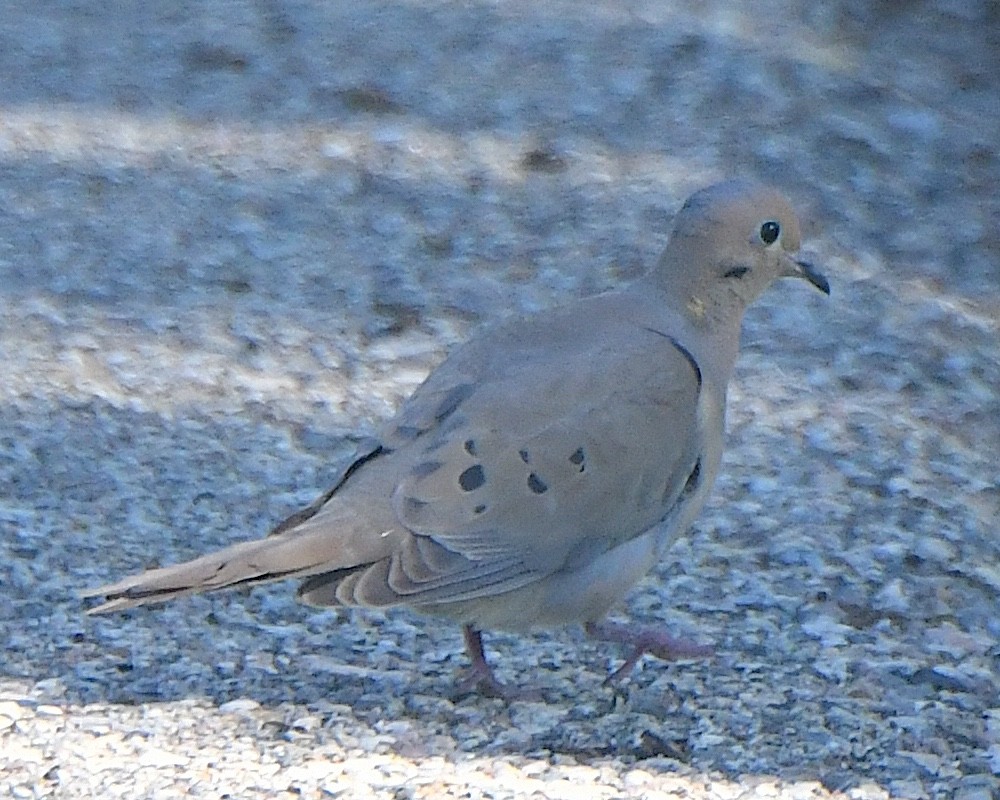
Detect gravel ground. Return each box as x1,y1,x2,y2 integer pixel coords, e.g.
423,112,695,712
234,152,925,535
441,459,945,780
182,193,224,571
1,1,999,798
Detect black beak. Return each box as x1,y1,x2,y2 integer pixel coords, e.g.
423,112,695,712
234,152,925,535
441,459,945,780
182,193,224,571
796,259,831,295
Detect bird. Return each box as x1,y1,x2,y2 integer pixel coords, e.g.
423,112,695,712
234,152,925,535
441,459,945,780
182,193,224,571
83,179,830,698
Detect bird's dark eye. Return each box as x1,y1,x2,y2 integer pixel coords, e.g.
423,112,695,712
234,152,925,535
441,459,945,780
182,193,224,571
760,221,780,245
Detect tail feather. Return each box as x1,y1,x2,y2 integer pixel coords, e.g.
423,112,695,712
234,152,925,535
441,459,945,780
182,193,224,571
81,525,394,614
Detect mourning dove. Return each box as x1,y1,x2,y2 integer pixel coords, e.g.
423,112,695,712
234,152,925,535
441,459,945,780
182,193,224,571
83,180,829,697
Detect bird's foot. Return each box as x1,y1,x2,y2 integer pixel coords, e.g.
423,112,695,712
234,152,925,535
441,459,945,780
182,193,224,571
585,620,713,684
455,625,543,701
454,657,526,700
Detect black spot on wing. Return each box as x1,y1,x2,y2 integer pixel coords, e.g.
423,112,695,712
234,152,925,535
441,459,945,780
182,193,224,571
527,472,548,494
458,464,486,492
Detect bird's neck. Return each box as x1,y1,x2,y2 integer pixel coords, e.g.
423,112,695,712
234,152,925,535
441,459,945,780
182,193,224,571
632,272,745,387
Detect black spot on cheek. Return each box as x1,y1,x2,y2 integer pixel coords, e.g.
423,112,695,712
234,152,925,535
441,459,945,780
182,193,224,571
473,504,487,515
527,472,548,494
569,447,585,472
463,439,477,456
518,448,531,464
458,464,486,492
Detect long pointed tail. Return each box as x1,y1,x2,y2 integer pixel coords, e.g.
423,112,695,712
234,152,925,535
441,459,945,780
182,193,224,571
81,529,352,613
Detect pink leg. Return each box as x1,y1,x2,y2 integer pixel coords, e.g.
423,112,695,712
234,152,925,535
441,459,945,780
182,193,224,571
585,620,713,684
456,626,542,701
